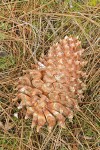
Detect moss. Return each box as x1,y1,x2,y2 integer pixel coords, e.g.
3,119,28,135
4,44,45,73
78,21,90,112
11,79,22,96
0,56,15,70
88,0,100,6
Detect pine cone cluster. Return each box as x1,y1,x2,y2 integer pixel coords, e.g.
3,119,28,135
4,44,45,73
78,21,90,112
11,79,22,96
14,36,86,132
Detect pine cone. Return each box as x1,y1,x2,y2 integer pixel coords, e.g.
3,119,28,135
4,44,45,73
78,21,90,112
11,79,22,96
14,36,87,132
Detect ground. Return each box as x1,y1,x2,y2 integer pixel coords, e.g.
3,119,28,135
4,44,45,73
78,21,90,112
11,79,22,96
0,0,100,150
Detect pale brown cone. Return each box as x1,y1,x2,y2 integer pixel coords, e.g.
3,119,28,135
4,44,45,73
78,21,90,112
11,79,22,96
14,36,87,132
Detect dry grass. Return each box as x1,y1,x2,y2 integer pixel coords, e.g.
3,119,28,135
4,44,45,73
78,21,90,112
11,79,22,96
0,0,100,150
